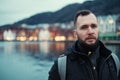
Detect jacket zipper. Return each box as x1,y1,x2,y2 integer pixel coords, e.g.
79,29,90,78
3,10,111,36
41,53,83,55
83,56,97,80
78,53,99,80
86,64,96,80
99,54,111,80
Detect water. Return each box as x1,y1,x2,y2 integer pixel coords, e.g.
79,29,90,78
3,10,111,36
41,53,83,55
0,41,120,80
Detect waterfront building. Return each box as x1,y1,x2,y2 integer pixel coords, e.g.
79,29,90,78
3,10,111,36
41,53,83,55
98,15,118,33
39,28,50,41
97,15,119,40
116,15,120,33
3,29,16,41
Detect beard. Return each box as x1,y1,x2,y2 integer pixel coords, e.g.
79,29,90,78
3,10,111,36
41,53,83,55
76,34,99,51
76,33,98,45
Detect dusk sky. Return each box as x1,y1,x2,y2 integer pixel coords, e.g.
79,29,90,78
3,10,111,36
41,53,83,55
0,0,87,26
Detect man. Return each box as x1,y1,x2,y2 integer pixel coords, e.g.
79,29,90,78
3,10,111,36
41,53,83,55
48,10,120,80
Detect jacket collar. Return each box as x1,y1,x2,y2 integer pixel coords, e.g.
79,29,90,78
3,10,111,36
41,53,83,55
66,40,111,59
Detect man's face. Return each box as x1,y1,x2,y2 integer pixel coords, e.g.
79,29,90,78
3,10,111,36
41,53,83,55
74,13,98,45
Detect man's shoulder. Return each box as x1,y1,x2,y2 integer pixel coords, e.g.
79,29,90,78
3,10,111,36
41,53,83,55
60,47,73,56
111,53,120,76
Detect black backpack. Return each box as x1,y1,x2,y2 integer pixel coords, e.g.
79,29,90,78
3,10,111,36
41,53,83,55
58,53,120,80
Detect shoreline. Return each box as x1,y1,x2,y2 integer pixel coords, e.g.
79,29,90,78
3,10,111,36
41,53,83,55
0,40,120,45
101,40,120,45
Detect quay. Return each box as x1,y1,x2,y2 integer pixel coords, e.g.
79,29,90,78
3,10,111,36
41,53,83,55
102,40,120,45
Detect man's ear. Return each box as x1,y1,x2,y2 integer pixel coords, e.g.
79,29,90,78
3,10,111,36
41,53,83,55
73,29,77,40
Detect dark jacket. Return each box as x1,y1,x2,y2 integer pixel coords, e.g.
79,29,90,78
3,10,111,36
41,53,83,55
48,41,120,80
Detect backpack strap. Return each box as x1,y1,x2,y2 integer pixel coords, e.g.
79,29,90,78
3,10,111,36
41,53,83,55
58,56,67,80
58,53,120,80
111,53,120,76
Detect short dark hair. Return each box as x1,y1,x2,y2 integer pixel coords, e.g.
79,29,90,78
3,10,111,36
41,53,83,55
74,10,92,26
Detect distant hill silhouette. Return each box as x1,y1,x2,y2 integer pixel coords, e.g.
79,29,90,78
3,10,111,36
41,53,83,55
1,0,120,28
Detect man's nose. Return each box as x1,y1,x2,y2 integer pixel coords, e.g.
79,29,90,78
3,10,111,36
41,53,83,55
88,26,94,33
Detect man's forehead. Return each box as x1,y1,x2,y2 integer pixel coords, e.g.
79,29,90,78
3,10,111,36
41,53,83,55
77,13,97,21
77,13,97,26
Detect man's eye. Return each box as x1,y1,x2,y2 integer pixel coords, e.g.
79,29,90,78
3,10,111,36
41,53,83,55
91,24,97,28
80,25,88,29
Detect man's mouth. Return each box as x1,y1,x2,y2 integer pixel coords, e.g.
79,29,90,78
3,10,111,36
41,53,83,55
86,36,96,40
86,38,95,42
85,36,96,42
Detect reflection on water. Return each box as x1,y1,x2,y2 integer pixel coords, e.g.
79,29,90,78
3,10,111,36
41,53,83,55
0,41,119,80
0,41,73,80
